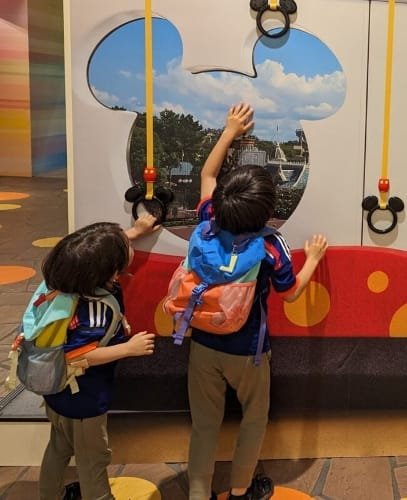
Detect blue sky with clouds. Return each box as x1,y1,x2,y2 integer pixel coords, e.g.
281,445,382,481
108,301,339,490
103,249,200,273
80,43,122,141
89,18,345,141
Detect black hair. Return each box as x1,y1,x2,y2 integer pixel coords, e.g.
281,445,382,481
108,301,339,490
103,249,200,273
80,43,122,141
212,165,276,234
42,222,129,296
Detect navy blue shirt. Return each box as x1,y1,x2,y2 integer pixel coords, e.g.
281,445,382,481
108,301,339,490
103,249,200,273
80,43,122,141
191,199,297,356
44,284,126,419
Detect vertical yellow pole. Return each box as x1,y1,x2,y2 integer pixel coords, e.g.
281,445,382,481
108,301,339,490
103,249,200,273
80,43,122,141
144,0,155,199
379,0,395,208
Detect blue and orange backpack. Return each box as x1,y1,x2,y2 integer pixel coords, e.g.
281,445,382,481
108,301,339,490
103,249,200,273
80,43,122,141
163,220,274,364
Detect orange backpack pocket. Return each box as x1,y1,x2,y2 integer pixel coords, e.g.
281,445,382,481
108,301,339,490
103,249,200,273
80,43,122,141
163,264,256,334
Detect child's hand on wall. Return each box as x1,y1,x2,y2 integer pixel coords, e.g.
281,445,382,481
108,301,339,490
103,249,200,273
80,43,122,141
304,234,328,263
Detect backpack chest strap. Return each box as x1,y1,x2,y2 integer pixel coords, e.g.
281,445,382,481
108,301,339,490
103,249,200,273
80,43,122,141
173,282,208,345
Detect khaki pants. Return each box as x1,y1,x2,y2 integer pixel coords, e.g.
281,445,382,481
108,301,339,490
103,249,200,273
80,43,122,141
39,404,114,500
188,341,271,500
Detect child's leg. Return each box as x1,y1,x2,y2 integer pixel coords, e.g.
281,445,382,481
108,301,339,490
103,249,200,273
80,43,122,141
188,342,227,500
39,404,74,499
224,352,271,490
72,413,113,500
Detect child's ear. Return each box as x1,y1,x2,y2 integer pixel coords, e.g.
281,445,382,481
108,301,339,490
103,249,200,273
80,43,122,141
110,271,121,282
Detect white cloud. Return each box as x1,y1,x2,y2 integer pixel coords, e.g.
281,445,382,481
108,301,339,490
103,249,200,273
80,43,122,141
156,101,187,115
90,86,120,106
91,56,345,140
294,102,334,119
151,58,345,139
119,70,132,78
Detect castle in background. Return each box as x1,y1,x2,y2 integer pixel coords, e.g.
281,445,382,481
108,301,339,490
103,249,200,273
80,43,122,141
237,129,309,190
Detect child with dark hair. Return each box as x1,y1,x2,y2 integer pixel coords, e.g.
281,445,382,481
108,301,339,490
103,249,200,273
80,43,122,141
188,103,327,500
38,216,157,500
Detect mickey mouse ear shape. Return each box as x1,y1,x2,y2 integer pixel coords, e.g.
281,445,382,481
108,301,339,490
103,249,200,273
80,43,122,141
388,196,405,213
125,184,144,202
155,186,174,204
362,195,378,211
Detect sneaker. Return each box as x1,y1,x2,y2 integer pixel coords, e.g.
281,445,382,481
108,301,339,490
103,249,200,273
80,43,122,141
228,474,274,500
63,481,82,500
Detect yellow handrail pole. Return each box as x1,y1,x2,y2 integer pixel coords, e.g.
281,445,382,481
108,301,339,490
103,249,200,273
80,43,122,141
144,0,155,199
379,0,395,208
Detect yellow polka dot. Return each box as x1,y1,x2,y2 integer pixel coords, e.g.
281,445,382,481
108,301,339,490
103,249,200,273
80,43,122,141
367,270,389,293
0,204,22,211
284,281,330,327
109,477,161,499
32,237,62,248
0,192,30,201
154,297,191,337
154,297,175,336
0,266,36,285
389,304,407,337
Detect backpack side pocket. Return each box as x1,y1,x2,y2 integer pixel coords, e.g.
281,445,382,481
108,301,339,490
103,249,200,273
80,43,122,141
163,265,199,315
17,341,67,395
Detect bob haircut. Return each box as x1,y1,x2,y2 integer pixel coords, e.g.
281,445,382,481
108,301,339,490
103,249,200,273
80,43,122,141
42,222,129,296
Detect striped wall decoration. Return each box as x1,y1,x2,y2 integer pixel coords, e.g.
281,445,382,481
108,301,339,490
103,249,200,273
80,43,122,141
0,15,32,177
27,0,66,177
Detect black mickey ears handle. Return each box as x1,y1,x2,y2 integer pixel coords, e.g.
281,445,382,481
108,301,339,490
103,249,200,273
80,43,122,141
388,196,404,213
362,195,404,235
125,184,144,203
124,184,174,225
250,0,297,39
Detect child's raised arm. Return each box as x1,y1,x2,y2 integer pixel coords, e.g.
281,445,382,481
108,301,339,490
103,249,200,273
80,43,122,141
200,103,254,199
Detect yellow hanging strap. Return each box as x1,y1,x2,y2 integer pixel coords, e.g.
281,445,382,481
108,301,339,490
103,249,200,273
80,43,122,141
269,0,280,9
379,0,395,209
144,0,157,200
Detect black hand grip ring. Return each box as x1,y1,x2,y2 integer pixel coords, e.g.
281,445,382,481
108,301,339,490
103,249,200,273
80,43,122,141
256,5,290,38
250,0,297,39
362,195,404,235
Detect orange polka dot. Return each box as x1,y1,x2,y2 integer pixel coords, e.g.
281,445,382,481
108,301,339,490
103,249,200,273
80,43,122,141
154,297,176,336
367,270,389,293
284,281,330,327
0,192,30,201
0,266,36,285
0,204,22,211
389,304,407,337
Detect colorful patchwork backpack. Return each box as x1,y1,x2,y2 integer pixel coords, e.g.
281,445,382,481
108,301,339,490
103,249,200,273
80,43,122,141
6,281,124,396
163,220,274,364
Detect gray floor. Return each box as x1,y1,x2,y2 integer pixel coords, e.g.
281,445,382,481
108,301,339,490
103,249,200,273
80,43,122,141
1,176,407,499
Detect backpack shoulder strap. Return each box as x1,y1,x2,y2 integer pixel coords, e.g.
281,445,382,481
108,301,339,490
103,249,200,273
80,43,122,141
22,281,78,342
92,289,123,347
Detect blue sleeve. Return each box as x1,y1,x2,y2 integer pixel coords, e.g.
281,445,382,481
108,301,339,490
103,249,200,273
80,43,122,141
264,232,297,293
196,198,214,222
